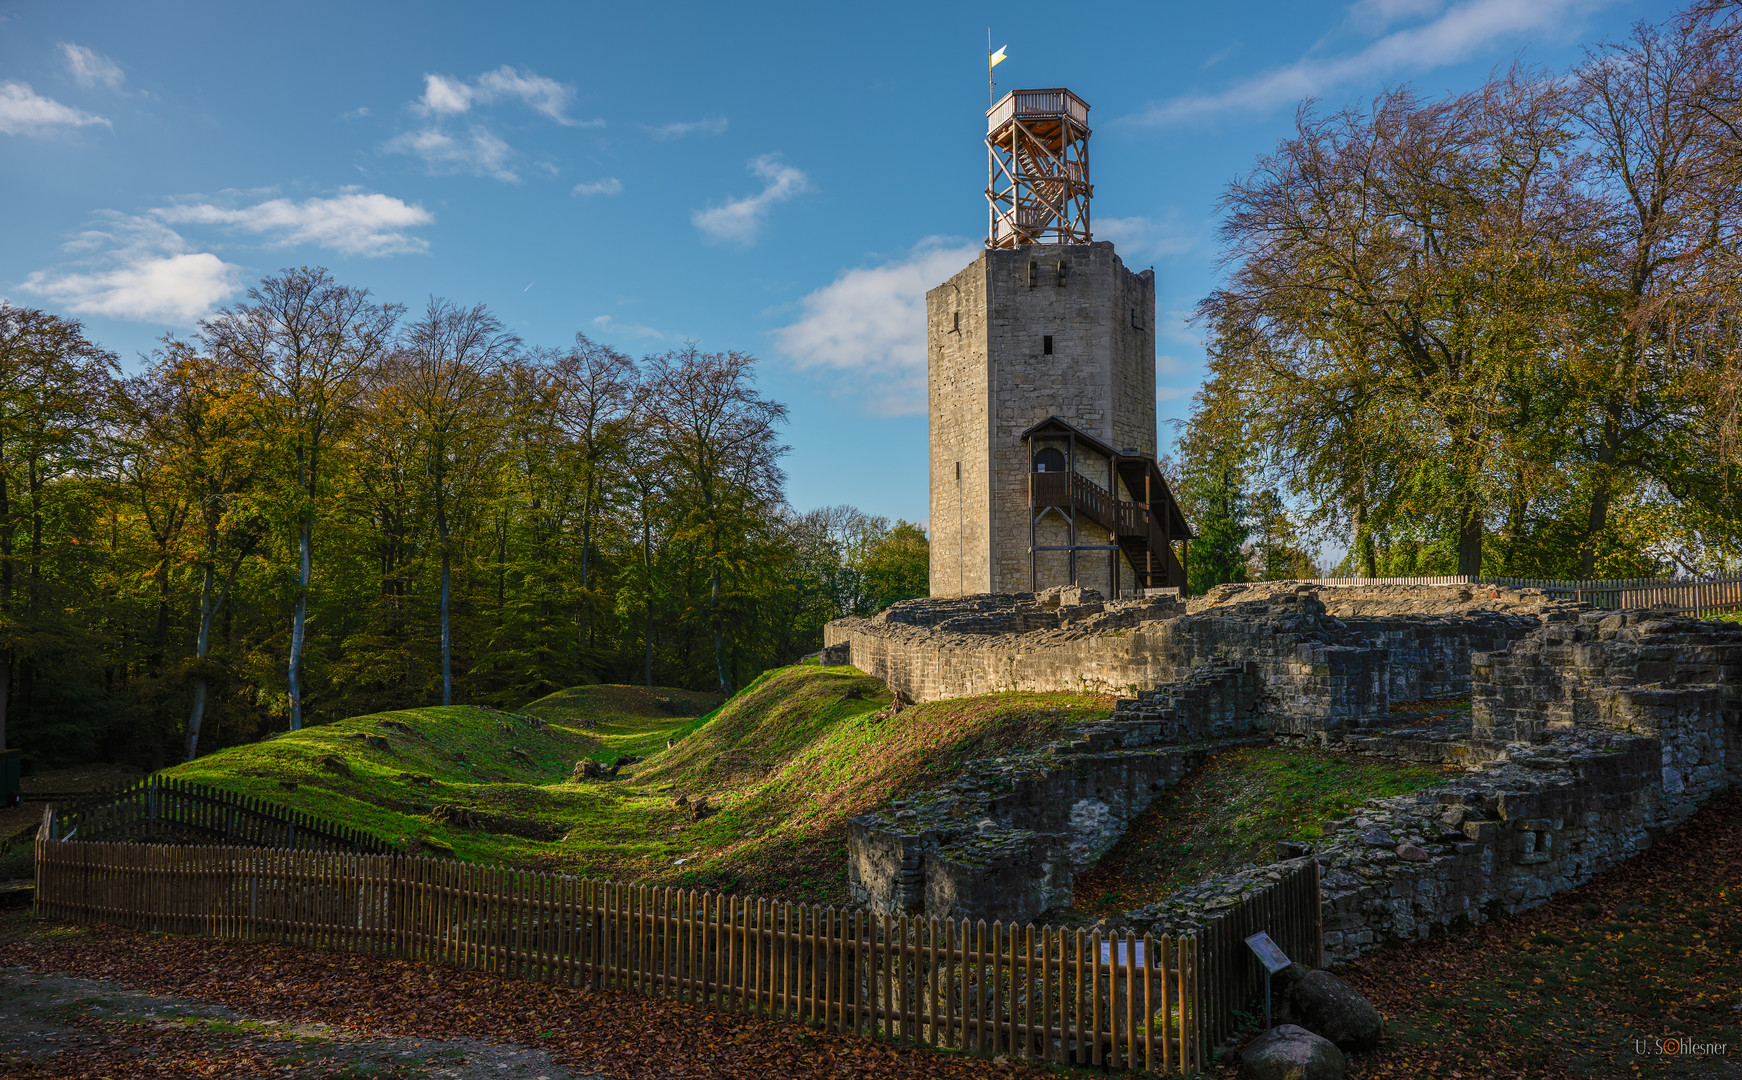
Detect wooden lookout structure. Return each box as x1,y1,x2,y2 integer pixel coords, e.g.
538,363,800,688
1024,416,1192,594
987,89,1092,248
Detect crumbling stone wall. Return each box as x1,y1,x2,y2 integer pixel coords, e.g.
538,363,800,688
1124,615,1742,964
1474,610,1742,789
825,587,1538,727
848,660,1271,923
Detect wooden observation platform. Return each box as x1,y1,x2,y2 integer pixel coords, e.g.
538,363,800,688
986,88,1093,248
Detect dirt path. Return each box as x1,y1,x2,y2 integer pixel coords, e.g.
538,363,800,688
0,964,599,1078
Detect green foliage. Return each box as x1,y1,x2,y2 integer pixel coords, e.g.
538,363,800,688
0,286,927,770
1189,20,1742,579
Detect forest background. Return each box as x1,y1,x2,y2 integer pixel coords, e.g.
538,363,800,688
5,3,1742,771
0,277,928,770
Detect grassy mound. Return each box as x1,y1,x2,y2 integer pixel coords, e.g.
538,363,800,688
166,684,721,864
1072,746,1454,916
165,666,1112,904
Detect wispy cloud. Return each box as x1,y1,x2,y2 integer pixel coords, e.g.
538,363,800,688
1095,215,1204,261
642,116,728,140
384,125,518,181
572,177,623,197
692,155,810,246
773,238,980,416
389,65,597,184
0,81,109,136
1127,0,1610,126
22,213,240,323
60,43,124,90
156,190,434,256
22,188,433,323
591,314,666,340
414,66,599,128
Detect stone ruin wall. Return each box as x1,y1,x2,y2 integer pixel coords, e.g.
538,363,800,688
831,585,1742,966
823,583,1547,730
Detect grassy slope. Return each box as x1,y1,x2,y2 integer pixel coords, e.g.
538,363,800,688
166,666,1112,904
1073,746,1455,916
166,684,721,867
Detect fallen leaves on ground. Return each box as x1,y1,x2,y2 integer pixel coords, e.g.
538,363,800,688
1327,788,1742,1079
0,914,1062,1080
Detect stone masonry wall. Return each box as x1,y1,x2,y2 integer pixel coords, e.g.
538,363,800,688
1122,615,1742,964
824,589,1538,729
925,242,1155,597
848,658,1270,923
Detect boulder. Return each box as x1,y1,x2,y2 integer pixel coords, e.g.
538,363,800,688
1273,964,1384,1051
1240,1024,1346,1080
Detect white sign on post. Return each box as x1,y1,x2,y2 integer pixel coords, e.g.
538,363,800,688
1098,939,1147,968
1244,931,1291,973
1244,931,1292,1031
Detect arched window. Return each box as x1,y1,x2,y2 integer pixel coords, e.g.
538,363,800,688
1033,447,1066,473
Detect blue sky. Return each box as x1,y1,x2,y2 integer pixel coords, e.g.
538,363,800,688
1,0,1654,527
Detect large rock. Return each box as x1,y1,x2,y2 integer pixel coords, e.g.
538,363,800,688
1241,1024,1346,1080
1273,964,1384,1051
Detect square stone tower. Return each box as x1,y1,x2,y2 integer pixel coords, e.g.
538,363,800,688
926,241,1157,596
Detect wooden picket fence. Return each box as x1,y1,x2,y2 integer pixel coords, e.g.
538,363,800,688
46,775,393,853
1197,861,1323,1049
33,824,1217,1073
1306,572,1742,616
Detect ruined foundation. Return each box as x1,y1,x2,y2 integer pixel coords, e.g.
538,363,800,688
831,585,1742,963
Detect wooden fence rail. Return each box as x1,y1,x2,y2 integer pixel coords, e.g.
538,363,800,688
46,775,394,854
1303,573,1742,617
34,831,1224,1073
1197,860,1323,1050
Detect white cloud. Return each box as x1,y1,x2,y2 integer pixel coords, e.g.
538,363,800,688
384,125,518,181
60,43,124,90
21,213,240,323
419,74,473,116
642,117,728,140
572,177,622,197
156,190,434,256
1128,0,1610,126
414,66,598,127
773,238,980,416
0,81,109,136
692,155,811,246
591,314,666,340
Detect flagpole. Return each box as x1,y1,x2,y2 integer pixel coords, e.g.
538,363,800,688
988,28,994,106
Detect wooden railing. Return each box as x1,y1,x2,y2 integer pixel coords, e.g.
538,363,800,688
35,832,1207,1073
45,775,394,854
1303,573,1742,617
988,89,1090,132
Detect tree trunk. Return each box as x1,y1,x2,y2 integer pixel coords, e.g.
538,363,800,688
643,512,654,688
288,514,311,730
0,656,8,752
1579,412,1621,579
184,529,230,763
440,541,453,706
1456,499,1484,578
711,560,730,696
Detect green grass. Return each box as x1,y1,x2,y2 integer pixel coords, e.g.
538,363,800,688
167,667,1112,904
1705,609,1742,623
1073,746,1454,915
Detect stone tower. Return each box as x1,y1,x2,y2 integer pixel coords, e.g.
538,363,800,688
927,89,1187,598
